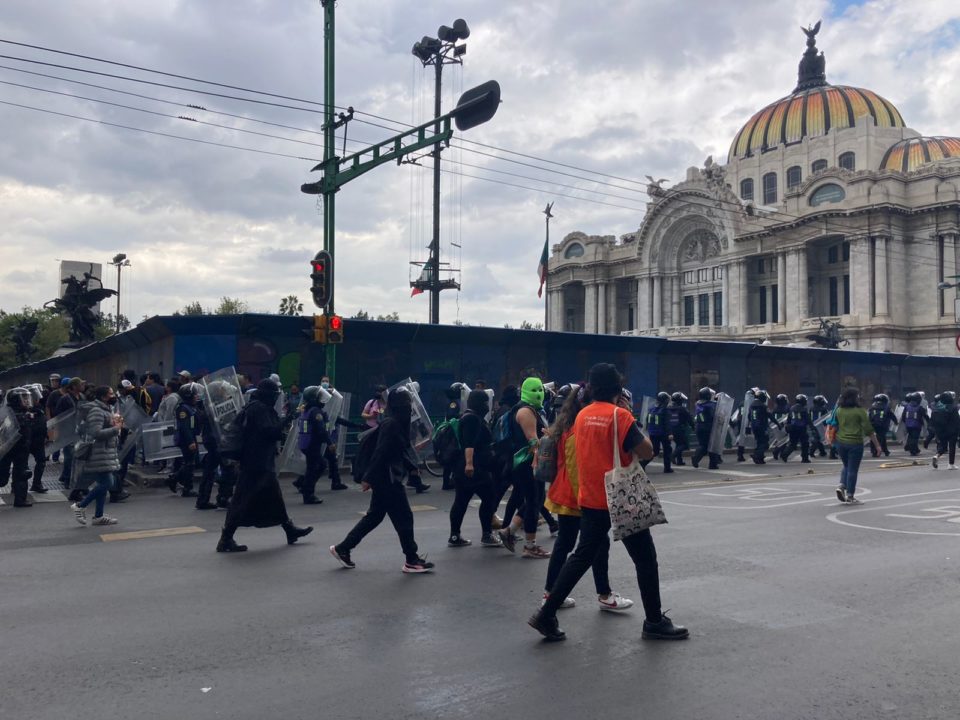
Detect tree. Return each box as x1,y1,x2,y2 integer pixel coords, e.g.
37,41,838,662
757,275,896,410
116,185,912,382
0,307,69,371
350,309,400,322
94,313,132,341
175,301,205,316
351,309,370,320
519,321,544,330
213,296,249,315
278,295,303,316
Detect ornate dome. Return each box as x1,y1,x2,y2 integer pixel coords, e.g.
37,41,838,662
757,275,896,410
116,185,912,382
728,23,905,161
880,136,960,173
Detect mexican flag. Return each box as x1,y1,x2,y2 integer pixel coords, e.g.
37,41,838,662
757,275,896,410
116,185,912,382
537,237,548,298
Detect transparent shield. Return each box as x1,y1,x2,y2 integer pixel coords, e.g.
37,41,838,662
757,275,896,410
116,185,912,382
201,367,246,453
709,393,735,455
278,422,309,476
46,409,80,453
142,422,183,462
335,393,352,466
119,396,150,433
893,402,906,443
638,396,655,433
770,422,789,448
0,407,21,460
325,389,344,430
387,377,434,457
118,427,142,464
737,391,757,449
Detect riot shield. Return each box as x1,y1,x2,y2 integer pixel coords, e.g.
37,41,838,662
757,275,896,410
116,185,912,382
893,402,906,443
120,396,150,433
0,406,20,460
387,377,434,457
709,393,735,455
141,422,183,462
201,367,246,454
324,389,343,431
737,390,757,449
638,396,655,432
769,421,789,449
118,427,142,464
278,422,309,476
812,411,829,443
46,409,79,454
335,393,352,466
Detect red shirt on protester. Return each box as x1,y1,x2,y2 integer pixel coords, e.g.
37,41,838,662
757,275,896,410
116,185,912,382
574,402,636,511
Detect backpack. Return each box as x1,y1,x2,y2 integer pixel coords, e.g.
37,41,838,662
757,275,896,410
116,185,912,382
492,406,516,459
351,426,380,483
903,406,921,429
431,417,462,469
533,432,558,484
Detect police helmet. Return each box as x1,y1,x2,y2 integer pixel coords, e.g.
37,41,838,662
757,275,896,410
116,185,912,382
776,393,789,404
813,394,827,406
27,384,43,405
5,387,31,409
795,394,808,406
942,391,956,404
656,391,670,404
933,393,942,403
698,387,715,401
874,393,889,405
671,392,687,404
178,382,202,403
906,392,920,403
302,385,322,407
755,390,769,402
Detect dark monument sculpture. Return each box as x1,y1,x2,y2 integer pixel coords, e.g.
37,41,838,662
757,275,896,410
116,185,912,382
807,317,849,349
44,264,117,345
795,20,827,91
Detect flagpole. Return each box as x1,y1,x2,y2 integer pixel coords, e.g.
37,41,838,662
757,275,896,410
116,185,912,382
543,202,553,330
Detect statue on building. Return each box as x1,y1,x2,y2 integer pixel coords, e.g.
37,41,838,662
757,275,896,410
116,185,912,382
806,317,848,349
795,20,827,91
44,265,117,345
645,175,669,198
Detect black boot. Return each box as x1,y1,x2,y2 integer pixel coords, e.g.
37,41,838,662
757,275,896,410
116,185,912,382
283,522,314,545
303,495,323,505
196,501,217,510
216,530,247,553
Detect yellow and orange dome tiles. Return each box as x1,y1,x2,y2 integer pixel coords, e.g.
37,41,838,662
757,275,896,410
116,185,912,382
880,137,960,173
729,85,905,161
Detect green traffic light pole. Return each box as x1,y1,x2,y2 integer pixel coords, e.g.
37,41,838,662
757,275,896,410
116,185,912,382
307,1,500,380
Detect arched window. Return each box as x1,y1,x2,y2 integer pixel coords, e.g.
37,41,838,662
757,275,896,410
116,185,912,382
812,159,828,174
786,165,802,190
809,183,846,206
740,178,754,201
762,172,778,205
563,243,585,259
839,152,856,171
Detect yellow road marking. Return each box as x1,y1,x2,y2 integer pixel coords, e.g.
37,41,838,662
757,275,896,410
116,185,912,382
409,505,437,512
100,526,206,542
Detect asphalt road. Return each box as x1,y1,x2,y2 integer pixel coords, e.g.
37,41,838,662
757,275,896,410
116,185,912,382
2,450,958,720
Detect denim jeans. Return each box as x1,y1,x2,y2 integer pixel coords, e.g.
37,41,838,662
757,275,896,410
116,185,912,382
836,442,864,496
78,472,115,517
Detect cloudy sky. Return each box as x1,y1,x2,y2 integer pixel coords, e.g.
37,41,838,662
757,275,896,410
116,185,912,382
1,0,959,327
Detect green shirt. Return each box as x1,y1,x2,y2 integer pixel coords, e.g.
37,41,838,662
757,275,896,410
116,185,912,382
835,406,874,445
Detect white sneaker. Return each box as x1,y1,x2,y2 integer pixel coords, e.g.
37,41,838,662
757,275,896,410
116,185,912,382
70,502,86,525
846,496,863,505
598,592,634,612
541,593,576,609
91,515,118,526
950,464,958,470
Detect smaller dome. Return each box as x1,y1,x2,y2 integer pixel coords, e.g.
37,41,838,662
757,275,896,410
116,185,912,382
881,137,960,173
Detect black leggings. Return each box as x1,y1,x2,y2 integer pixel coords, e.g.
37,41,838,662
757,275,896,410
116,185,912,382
506,464,541,534
545,514,610,596
340,481,419,562
936,437,957,465
449,474,496,537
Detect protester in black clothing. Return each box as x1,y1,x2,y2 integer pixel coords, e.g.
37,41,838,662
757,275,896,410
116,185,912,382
448,390,502,548
216,379,312,553
930,391,960,469
781,395,816,463
330,388,434,573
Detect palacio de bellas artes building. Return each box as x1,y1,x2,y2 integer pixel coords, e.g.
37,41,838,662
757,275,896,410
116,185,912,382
545,22,960,355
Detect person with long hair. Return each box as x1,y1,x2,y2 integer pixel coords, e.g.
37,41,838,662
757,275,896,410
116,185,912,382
542,385,633,612
832,388,880,505
330,388,435,573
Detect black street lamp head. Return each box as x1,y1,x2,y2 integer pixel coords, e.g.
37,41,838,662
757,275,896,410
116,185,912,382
438,18,470,42
112,253,127,264
411,36,441,62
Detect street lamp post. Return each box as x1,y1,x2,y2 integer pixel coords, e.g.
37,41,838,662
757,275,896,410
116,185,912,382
411,19,470,324
109,253,130,333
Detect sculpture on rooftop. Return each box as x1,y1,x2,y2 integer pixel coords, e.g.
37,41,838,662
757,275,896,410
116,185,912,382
44,264,117,345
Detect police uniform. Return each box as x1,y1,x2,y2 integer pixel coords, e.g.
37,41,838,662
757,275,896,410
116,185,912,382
171,401,199,497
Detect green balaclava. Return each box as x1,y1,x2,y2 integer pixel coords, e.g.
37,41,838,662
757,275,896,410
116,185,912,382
520,377,545,409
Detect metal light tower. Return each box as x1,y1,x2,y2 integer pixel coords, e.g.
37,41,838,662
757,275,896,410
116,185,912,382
108,253,130,333
411,19,470,324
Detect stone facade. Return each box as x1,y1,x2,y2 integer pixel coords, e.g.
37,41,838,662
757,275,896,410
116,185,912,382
545,29,960,356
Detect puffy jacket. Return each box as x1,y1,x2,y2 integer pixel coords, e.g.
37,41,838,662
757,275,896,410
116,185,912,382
157,393,180,422
79,400,121,473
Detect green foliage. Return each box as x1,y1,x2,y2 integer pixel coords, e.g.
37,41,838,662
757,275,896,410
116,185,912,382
94,313,132,341
278,295,304,316
175,301,205,316
213,296,249,315
351,308,400,322
0,307,69,371
519,321,544,330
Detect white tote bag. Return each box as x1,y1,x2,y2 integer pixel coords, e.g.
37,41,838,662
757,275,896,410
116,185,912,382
603,407,667,540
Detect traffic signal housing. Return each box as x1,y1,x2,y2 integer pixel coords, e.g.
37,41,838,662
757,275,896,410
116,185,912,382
310,250,333,309
327,314,344,344
312,314,326,344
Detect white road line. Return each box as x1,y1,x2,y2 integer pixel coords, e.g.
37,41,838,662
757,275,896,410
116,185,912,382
826,494,960,536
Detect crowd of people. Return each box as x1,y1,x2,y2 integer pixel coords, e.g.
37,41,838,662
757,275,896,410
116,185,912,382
3,362,958,642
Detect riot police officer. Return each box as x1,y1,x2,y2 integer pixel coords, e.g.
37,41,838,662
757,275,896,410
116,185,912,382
809,395,830,457
868,394,896,457
296,385,331,505
0,387,34,507
781,394,815,463
667,392,694,465
902,392,928,456
749,390,778,464
691,387,721,470
643,392,673,473
25,384,48,494
770,394,791,460
168,383,201,498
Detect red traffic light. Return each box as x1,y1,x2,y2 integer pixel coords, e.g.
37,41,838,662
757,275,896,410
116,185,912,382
329,315,343,331
311,261,325,273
